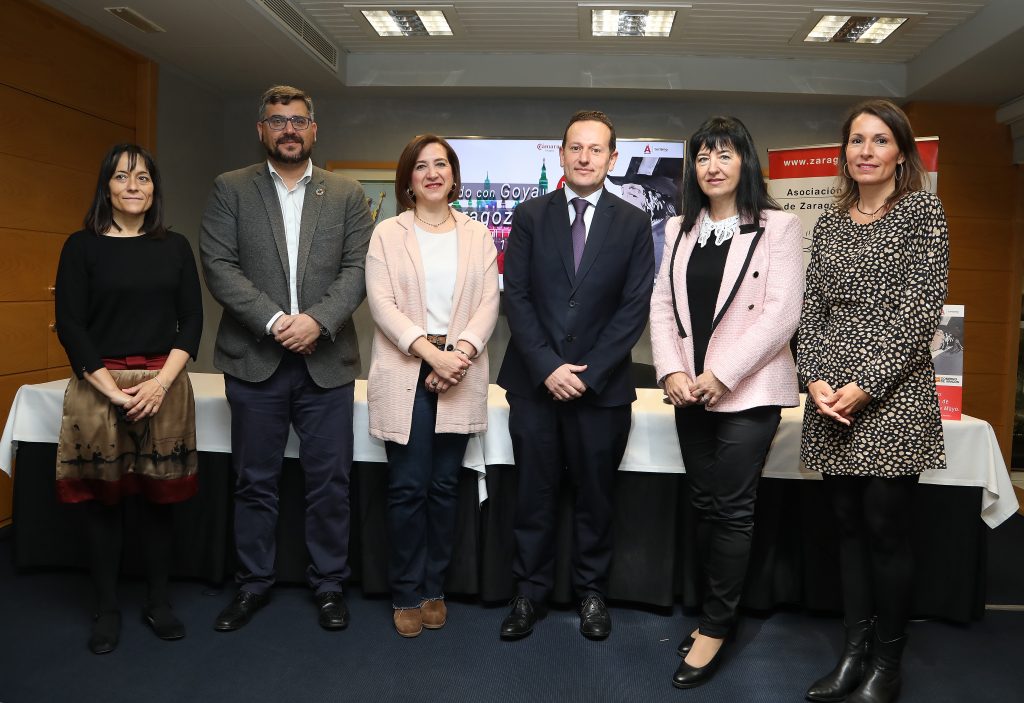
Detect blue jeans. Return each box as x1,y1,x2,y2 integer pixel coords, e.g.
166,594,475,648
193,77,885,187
385,363,469,608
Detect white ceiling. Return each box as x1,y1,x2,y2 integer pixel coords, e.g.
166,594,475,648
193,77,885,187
38,0,1024,105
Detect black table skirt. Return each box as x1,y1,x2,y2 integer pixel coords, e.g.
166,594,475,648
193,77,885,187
11,442,985,622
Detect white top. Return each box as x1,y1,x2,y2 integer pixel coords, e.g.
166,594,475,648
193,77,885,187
563,185,602,241
414,224,458,334
265,158,313,332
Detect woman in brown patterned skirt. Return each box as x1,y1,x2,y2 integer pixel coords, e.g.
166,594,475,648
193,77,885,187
797,101,948,703
54,144,203,653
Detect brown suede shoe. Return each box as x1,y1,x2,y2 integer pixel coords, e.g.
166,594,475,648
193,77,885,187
393,608,423,638
421,599,447,629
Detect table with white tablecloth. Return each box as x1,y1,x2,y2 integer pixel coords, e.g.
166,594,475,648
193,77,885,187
3,374,1016,621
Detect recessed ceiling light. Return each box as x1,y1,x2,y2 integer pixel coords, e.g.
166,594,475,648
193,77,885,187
805,14,907,44
361,9,452,36
591,9,677,37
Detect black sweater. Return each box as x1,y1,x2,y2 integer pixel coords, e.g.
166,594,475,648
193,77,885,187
55,230,203,377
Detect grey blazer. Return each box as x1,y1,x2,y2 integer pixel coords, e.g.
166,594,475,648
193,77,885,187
199,162,373,388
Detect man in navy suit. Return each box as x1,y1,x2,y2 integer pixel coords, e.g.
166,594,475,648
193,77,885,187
497,111,655,640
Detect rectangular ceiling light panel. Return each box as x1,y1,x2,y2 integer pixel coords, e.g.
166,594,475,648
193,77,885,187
805,14,907,44
591,9,676,37
361,9,452,36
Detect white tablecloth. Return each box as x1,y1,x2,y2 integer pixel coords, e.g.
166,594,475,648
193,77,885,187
2,374,1017,527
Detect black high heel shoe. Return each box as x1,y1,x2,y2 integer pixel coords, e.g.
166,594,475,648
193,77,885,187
677,633,696,656
672,636,727,689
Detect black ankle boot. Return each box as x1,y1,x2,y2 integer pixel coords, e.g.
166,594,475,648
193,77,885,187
806,619,873,702
846,632,906,703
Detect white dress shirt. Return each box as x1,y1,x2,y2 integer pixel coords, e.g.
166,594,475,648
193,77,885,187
265,159,313,333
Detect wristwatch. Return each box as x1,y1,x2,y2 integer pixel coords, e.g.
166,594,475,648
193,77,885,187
318,322,330,338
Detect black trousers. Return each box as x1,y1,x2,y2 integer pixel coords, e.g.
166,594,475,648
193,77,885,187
507,391,631,602
675,404,781,637
224,353,355,595
822,472,919,641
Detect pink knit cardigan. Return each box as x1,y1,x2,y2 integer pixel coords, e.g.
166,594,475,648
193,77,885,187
365,210,499,443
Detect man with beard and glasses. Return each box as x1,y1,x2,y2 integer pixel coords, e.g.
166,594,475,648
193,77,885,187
200,85,373,632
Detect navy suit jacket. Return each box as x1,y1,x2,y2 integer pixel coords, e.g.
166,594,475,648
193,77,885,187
497,187,655,407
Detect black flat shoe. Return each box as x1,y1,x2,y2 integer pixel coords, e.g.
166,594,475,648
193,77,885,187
677,633,696,656
88,611,121,655
672,640,726,689
500,596,537,640
143,604,185,640
214,590,270,632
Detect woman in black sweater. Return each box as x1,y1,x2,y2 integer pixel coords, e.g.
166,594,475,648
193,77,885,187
54,144,202,654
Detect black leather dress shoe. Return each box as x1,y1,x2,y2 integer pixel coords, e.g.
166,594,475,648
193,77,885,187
88,611,121,655
316,591,350,630
214,591,269,632
579,595,611,640
672,642,726,689
677,633,696,656
500,596,537,640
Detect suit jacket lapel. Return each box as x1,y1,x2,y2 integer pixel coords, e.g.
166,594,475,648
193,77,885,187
672,228,700,341
253,166,290,279
572,190,612,293
296,169,325,295
546,189,575,284
712,223,763,330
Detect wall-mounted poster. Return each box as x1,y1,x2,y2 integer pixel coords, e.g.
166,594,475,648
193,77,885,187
326,163,398,225
446,138,685,288
932,304,965,421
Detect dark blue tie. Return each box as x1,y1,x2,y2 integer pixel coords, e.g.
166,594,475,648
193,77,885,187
571,197,589,272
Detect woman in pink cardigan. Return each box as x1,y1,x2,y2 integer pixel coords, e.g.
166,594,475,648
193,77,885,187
649,117,803,688
365,134,499,638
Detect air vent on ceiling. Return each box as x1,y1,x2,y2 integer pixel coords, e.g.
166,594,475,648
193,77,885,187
251,0,339,71
104,6,166,34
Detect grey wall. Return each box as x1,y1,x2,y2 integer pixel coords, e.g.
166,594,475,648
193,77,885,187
165,86,848,378
157,67,229,372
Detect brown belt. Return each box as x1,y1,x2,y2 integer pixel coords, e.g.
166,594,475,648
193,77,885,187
425,333,449,351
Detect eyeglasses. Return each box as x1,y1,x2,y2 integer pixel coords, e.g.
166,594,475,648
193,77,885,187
261,115,313,131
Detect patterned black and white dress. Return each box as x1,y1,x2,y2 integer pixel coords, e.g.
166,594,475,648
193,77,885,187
797,190,949,477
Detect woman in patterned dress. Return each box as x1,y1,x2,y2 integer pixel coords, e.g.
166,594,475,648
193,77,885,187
798,100,949,703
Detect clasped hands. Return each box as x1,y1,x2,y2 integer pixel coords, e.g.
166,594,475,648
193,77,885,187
424,344,474,394
663,370,728,408
115,376,167,422
272,313,320,355
545,363,588,401
806,380,870,426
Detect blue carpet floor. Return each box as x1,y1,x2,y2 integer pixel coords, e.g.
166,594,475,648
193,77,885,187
1,522,1022,703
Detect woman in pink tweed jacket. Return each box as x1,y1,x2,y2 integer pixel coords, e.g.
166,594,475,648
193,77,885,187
649,117,803,690
365,135,499,638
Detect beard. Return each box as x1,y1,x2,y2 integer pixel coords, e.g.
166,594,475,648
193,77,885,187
266,135,312,164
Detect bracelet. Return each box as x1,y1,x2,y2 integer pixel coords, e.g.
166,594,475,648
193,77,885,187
152,377,170,393
454,348,471,359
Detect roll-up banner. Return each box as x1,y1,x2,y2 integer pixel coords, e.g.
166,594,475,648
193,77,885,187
933,305,965,420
